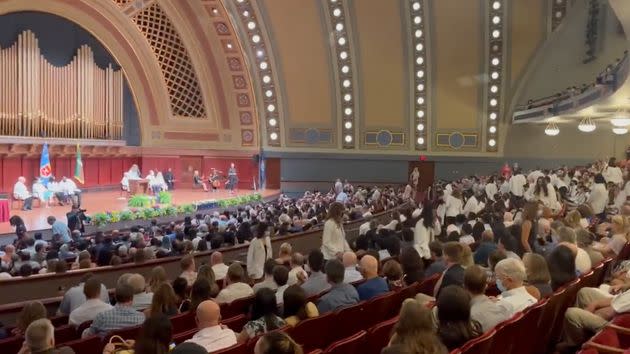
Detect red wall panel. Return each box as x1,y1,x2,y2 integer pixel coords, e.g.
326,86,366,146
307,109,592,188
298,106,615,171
2,159,20,194
111,159,124,186
98,159,112,185
83,159,100,187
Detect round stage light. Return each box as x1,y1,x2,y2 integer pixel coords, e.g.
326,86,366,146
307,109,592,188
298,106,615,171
344,135,353,143
417,137,425,145
488,139,497,147
270,132,278,140
268,118,277,126
344,121,352,129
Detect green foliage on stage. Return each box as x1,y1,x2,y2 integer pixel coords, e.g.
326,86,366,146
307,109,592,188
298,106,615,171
157,191,172,204
217,193,263,208
128,195,152,208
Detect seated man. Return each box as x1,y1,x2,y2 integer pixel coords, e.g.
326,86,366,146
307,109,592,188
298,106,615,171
83,283,145,338
434,242,466,296
464,265,513,332
252,259,278,293
186,300,237,352
301,250,331,297
494,258,537,313
129,273,153,311
58,274,110,315
180,255,198,287
562,287,630,347
13,176,33,211
287,252,308,286
211,251,229,281
357,255,389,301
22,319,73,354
317,259,359,313
60,176,82,207
69,278,112,326
342,252,363,284
215,263,254,304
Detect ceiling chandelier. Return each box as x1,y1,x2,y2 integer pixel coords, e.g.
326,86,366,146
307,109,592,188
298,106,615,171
611,115,630,127
544,122,560,136
578,117,596,132
613,127,628,135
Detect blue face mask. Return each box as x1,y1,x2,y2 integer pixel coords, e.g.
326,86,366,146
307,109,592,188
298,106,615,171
496,278,507,293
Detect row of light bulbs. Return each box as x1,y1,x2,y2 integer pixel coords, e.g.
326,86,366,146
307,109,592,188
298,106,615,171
329,0,355,147
544,117,630,136
487,0,504,150
411,0,427,148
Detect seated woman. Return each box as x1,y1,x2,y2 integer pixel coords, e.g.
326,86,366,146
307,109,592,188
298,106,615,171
32,178,53,207
192,170,208,192
436,285,482,350
282,285,318,327
387,299,447,353
238,288,286,343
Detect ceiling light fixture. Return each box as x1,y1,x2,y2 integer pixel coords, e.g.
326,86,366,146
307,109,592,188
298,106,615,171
613,127,628,135
578,117,596,133
545,122,560,136
611,116,630,127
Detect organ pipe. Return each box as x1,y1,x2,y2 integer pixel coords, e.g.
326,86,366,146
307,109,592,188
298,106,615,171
0,30,124,140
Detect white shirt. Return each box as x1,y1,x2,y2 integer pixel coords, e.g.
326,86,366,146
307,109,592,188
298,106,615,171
576,248,592,274
414,218,440,259
509,174,527,197
321,219,350,260
527,170,545,184
247,236,272,279
498,286,537,313
611,290,630,313
61,179,79,194
32,183,47,199
132,292,154,311
288,266,308,286
463,196,484,217
216,282,254,304
359,221,371,236
212,263,230,280
343,267,363,284
13,181,30,199
276,284,289,305
604,166,624,186
588,183,608,214
485,183,498,201
445,195,463,217
186,325,237,353
69,299,112,326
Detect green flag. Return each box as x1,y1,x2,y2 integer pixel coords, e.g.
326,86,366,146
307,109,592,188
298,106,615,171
74,144,84,184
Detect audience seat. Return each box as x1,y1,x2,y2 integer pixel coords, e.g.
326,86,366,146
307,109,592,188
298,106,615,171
580,269,598,289
583,327,624,353
363,291,395,328
307,351,323,354
245,325,290,353
322,330,367,354
550,279,582,345
334,302,367,340
415,274,440,297
103,324,142,344
49,314,69,327
76,320,92,335
221,295,254,319
488,312,524,354
223,314,248,333
0,335,23,354
534,286,567,353
599,258,614,284
511,299,547,354
170,311,195,333
211,342,248,354
287,312,336,352
365,316,399,354
459,328,496,354
611,314,630,328
58,335,102,354
616,242,630,265
54,324,79,345
172,328,197,344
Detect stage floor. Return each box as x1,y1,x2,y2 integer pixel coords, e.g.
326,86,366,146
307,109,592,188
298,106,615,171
1,188,279,235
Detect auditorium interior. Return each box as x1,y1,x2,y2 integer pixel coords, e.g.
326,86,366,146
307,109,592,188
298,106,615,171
1,0,630,353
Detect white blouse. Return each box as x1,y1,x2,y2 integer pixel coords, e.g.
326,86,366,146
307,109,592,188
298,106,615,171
321,219,350,260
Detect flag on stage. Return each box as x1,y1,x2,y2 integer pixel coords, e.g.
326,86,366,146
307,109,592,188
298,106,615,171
39,143,52,181
258,150,266,190
74,144,84,184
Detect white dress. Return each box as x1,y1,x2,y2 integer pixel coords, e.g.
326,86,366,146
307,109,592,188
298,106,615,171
321,219,350,260
414,218,441,259
246,236,272,279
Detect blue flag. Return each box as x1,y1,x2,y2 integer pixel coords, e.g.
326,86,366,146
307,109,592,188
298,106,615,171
259,150,266,190
40,143,52,183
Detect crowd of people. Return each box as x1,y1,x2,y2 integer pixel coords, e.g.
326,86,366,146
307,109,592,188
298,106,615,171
3,157,630,353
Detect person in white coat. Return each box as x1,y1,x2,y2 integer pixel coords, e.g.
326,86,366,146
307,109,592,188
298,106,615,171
603,158,624,186
444,190,464,221
321,202,350,260
509,170,527,198
588,174,609,218
247,223,272,280
485,176,498,201
413,204,441,259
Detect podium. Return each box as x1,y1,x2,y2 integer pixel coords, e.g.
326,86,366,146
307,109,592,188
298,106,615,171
129,179,149,195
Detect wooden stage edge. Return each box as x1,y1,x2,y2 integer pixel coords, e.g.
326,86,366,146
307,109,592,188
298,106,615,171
0,188,280,239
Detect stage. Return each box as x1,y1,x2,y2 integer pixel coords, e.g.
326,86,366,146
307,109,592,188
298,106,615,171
0,188,280,239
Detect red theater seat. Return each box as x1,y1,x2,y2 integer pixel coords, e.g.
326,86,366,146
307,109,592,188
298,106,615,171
223,314,248,333
287,312,336,352
416,273,441,296
0,335,24,354
323,330,367,354
512,299,547,354
489,312,524,353
221,295,254,319
535,287,567,353
363,291,395,327
54,324,79,345
459,328,496,354
365,316,399,354
58,335,102,354
211,342,248,354
170,311,195,333
172,328,197,344
333,302,367,340
104,324,142,344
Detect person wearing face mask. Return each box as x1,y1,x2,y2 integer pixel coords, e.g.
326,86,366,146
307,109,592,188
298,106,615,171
494,258,537,313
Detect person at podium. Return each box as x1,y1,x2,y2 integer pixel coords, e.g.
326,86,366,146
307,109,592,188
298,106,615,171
128,164,141,180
